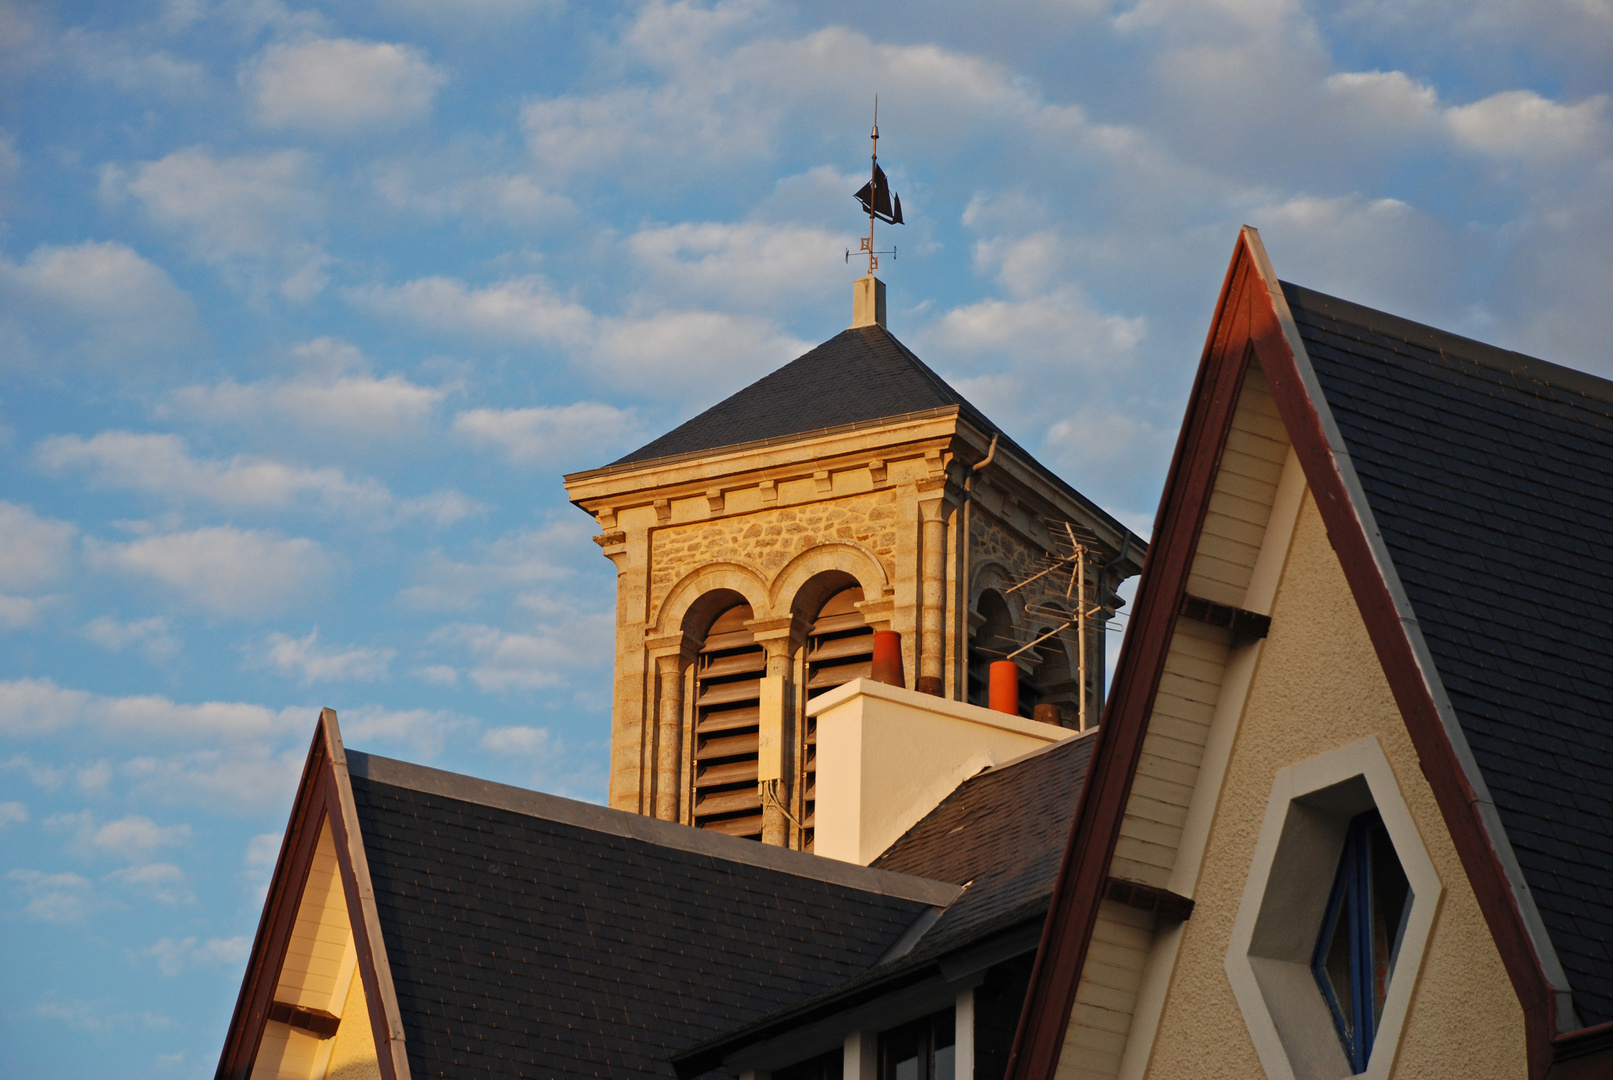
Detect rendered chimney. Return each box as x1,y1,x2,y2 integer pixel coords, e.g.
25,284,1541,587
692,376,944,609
852,274,886,328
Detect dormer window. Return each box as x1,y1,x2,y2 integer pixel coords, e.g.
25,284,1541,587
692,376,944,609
1312,810,1412,1072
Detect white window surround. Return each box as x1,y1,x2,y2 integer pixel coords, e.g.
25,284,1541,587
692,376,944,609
1225,736,1442,1080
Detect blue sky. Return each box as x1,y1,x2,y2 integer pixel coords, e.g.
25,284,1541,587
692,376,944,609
1,1,1609,1076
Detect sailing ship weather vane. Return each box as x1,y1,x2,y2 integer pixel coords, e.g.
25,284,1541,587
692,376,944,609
847,98,902,273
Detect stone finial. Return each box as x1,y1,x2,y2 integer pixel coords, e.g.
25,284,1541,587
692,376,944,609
852,274,886,328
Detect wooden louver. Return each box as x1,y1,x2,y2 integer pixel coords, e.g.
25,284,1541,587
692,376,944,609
801,586,874,850
692,604,765,839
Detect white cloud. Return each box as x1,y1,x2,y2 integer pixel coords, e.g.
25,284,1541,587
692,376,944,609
47,811,191,860
247,38,447,131
114,147,320,259
86,526,328,615
0,801,27,827
0,594,49,630
348,274,593,346
453,402,639,465
40,432,475,525
0,241,196,364
432,617,611,691
339,704,460,757
59,27,208,96
479,724,553,755
1445,89,1611,157
83,615,180,662
0,502,75,590
0,677,304,741
244,832,281,887
414,664,459,686
122,745,307,813
144,935,249,976
628,221,846,308
352,271,808,397
255,628,394,683
591,310,810,394
104,863,194,906
399,521,587,611
7,869,94,922
108,146,327,298
370,165,575,224
161,339,446,439
933,288,1146,373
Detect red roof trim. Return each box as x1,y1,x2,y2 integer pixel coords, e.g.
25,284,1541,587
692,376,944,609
214,710,410,1080
1006,227,1561,1080
1002,234,1261,1080
1243,236,1558,1075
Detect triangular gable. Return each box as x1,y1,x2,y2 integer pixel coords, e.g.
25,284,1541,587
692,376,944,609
1004,227,1590,1080
216,710,410,1080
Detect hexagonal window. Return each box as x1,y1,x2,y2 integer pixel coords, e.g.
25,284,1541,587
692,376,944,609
1226,738,1442,1080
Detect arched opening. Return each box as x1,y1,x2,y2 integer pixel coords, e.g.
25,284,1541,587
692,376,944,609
1028,608,1080,729
690,598,765,840
967,588,1039,719
798,579,874,851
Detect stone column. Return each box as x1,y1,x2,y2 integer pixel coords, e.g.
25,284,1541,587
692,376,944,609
645,634,694,823
748,614,804,848
916,478,951,696
598,525,650,813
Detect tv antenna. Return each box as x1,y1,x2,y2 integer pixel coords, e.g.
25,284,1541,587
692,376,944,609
996,519,1108,732
846,97,902,273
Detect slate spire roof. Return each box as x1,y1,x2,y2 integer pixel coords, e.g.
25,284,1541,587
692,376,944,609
609,323,998,467
1285,282,1613,1026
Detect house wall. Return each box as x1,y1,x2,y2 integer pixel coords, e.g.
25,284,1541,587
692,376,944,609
250,820,380,1080
1137,492,1526,1078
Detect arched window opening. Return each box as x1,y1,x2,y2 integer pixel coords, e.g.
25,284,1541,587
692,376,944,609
692,602,765,840
800,584,873,851
967,589,1037,719
1028,622,1079,729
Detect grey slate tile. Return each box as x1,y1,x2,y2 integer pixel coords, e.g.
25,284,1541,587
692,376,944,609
1285,281,1613,1026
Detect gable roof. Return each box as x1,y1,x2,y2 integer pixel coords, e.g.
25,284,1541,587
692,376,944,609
609,324,993,467
1285,283,1613,1028
874,733,1098,950
345,752,952,1080
1006,228,1613,1080
219,713,960,1080
673,732,1097,1076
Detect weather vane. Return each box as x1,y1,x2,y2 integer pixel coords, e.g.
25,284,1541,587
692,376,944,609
847,97,902,273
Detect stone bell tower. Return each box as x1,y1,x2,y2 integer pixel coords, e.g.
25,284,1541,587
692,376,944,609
564,279,1144,849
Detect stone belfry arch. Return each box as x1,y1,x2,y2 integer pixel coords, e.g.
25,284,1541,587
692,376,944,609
565,282,1145,848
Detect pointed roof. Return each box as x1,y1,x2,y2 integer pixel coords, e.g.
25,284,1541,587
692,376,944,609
1007,228,1613,1080
1287,282,1613,1027
610,323,997,467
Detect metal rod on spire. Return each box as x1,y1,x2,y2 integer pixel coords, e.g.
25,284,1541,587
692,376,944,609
848,97,901,272
867,97,878,276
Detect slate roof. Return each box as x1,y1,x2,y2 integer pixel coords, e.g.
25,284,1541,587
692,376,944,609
676,733,1096,1071
345,752,951,1080
873,732,1098,951
1285,282,1613,1026
610,324,993,467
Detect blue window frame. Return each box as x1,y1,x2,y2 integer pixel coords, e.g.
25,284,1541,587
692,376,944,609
1312,810,1413,1073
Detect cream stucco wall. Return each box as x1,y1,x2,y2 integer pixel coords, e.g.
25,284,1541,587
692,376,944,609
1138,491,1526,1078
810,678,1074,865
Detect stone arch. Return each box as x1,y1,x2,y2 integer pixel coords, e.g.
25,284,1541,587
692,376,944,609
968,560,1022,622
651,562,771,638
768,542,891,613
